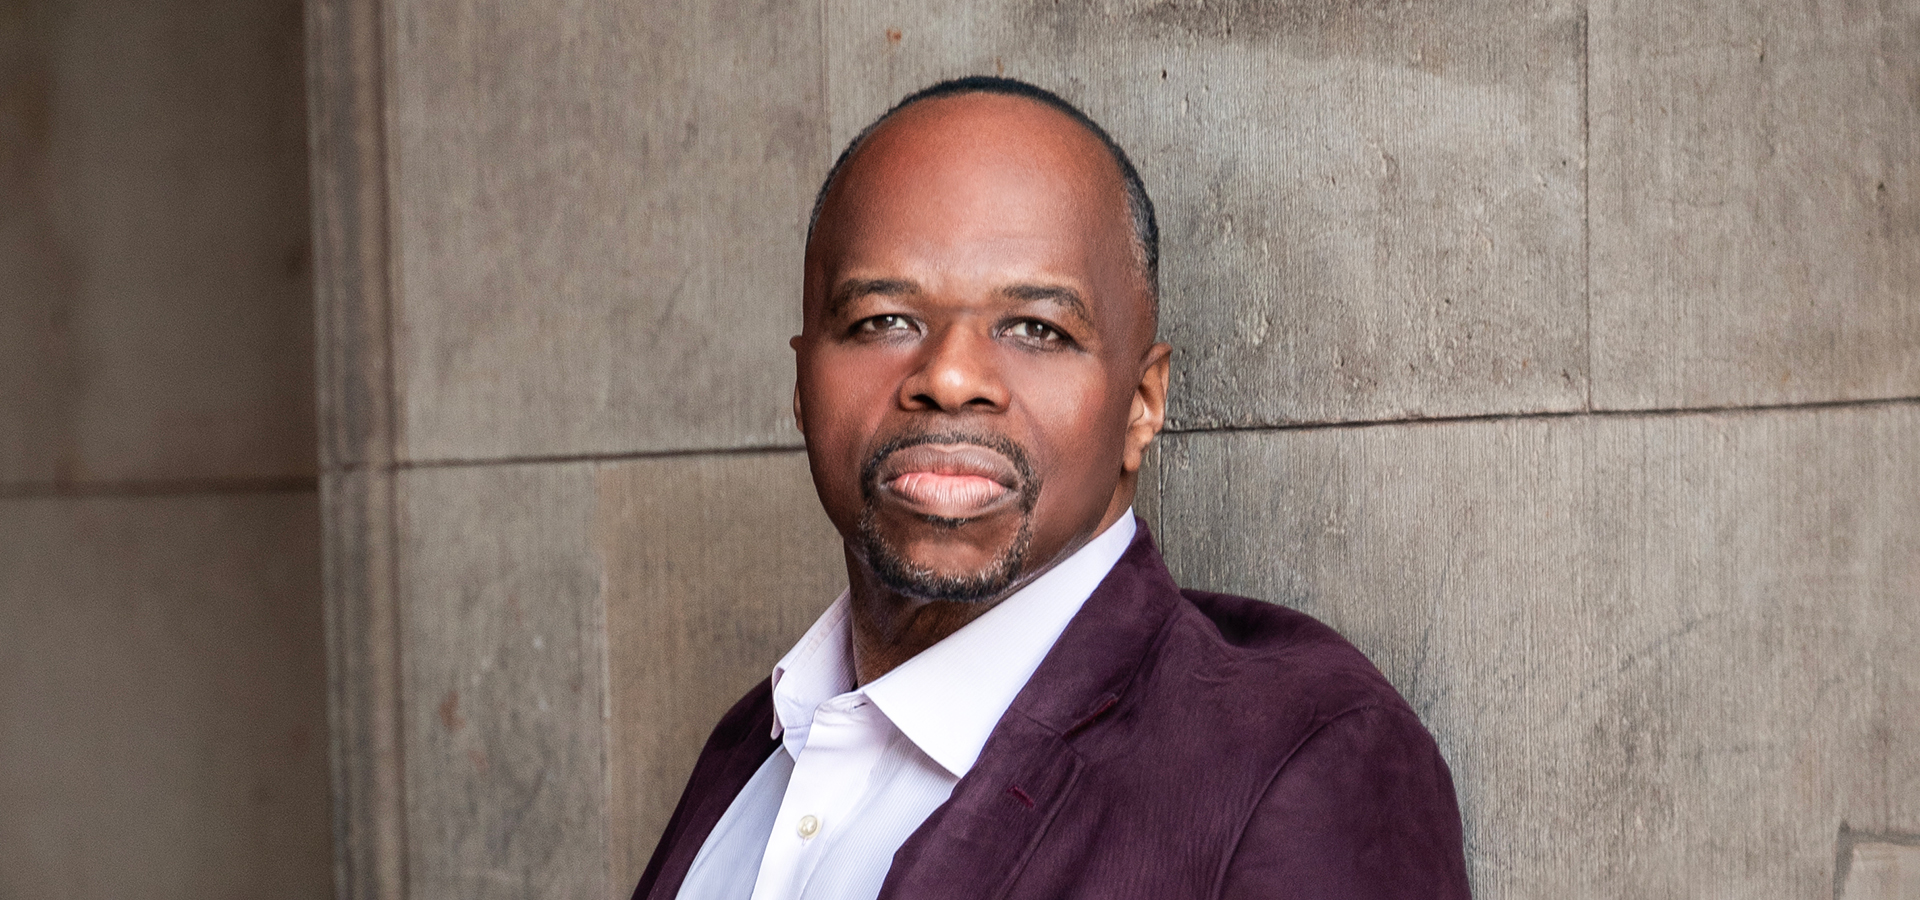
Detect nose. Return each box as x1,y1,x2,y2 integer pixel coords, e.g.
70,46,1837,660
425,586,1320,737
899,324,1010,414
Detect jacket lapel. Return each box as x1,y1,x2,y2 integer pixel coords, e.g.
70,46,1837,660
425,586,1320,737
875,521,1183,900
876,714,1084,900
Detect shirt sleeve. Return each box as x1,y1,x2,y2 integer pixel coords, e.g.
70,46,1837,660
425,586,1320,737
1217,705,1472,900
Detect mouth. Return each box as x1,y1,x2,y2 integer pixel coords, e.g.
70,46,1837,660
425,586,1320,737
870,441,1024,521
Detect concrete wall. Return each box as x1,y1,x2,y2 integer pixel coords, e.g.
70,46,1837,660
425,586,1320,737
308,0,1919,897
0,0,330,896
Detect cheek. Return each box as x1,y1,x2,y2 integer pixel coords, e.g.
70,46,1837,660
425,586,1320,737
805,347,903,436
1007,362,1131,477
799,349,898,509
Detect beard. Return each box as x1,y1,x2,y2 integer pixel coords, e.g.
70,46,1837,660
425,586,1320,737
856,430,1040,603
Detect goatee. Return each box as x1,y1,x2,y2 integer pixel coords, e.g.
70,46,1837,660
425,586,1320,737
856,430,1039,603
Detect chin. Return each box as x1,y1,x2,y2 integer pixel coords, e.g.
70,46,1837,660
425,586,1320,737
858,506,1033,603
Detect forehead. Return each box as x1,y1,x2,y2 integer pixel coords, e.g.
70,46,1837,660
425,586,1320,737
805,93,1145,320
839,92,1121,200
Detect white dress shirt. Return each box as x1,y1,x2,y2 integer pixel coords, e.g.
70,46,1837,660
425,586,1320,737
674,512,1137,900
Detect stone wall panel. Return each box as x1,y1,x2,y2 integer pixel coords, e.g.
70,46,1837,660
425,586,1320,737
398,464,609,899
0,493,330,898
0,0,314,485
389,0,824,463
827,0,1588,428
1590,0,1920,409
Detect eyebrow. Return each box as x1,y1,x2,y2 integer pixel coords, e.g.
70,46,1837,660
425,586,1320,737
1000,283,1094,330
826,277,1096,331
828,278,920,316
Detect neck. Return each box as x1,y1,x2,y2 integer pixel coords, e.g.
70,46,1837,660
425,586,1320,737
844,574,993,686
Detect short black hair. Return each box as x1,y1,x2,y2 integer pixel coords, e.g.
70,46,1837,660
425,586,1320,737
807,76,1160,308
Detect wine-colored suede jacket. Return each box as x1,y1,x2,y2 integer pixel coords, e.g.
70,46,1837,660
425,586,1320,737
634,522,1471,900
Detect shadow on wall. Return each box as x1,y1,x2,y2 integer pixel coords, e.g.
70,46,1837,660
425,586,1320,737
0,0,329,896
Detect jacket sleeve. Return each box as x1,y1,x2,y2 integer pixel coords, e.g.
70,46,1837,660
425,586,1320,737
1218,705,1471,900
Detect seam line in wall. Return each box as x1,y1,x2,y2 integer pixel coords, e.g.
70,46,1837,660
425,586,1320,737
325,395,1920,473
374,442,811,472
1163,394,1920,437
0,477,320,499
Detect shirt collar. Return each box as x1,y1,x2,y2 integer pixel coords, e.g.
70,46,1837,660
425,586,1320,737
768,591,854,761
769,511,1137,778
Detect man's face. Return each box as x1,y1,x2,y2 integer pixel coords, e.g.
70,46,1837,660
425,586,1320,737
794,93,1169,603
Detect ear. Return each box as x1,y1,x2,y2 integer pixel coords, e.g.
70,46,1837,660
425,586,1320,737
789,334,807,434
1122,342,1172,474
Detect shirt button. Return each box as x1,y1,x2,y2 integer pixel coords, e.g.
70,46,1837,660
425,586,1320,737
797,814,820,839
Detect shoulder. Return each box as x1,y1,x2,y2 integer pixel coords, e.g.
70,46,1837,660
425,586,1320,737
1158,592,1469,897
1158,587,1417,730
1082,582,1442,799
1114,585,1455,817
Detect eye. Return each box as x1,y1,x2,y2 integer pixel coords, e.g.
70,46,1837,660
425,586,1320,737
1003,318,1071,347
851,314,918,338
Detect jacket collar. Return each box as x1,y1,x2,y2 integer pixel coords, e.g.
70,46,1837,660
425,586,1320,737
1003,517,1181,736
876,519,1184,900
863,511,1139,777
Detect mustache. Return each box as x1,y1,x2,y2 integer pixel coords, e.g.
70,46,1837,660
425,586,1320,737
859,430,1039,513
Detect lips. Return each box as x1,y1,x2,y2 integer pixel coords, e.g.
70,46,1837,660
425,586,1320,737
889,471,1009,510
873,442,1022,519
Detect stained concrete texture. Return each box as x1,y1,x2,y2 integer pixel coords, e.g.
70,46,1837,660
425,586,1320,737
398,463,609,900
0,493,330,900
598,451,845,889
1155,404,1920,897
396,454,845,897
1590,0,1920,410
388,0,823,464
827,0,1588,429
0,0,315,486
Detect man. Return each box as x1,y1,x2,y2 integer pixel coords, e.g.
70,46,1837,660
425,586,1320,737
633,77,1469,900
